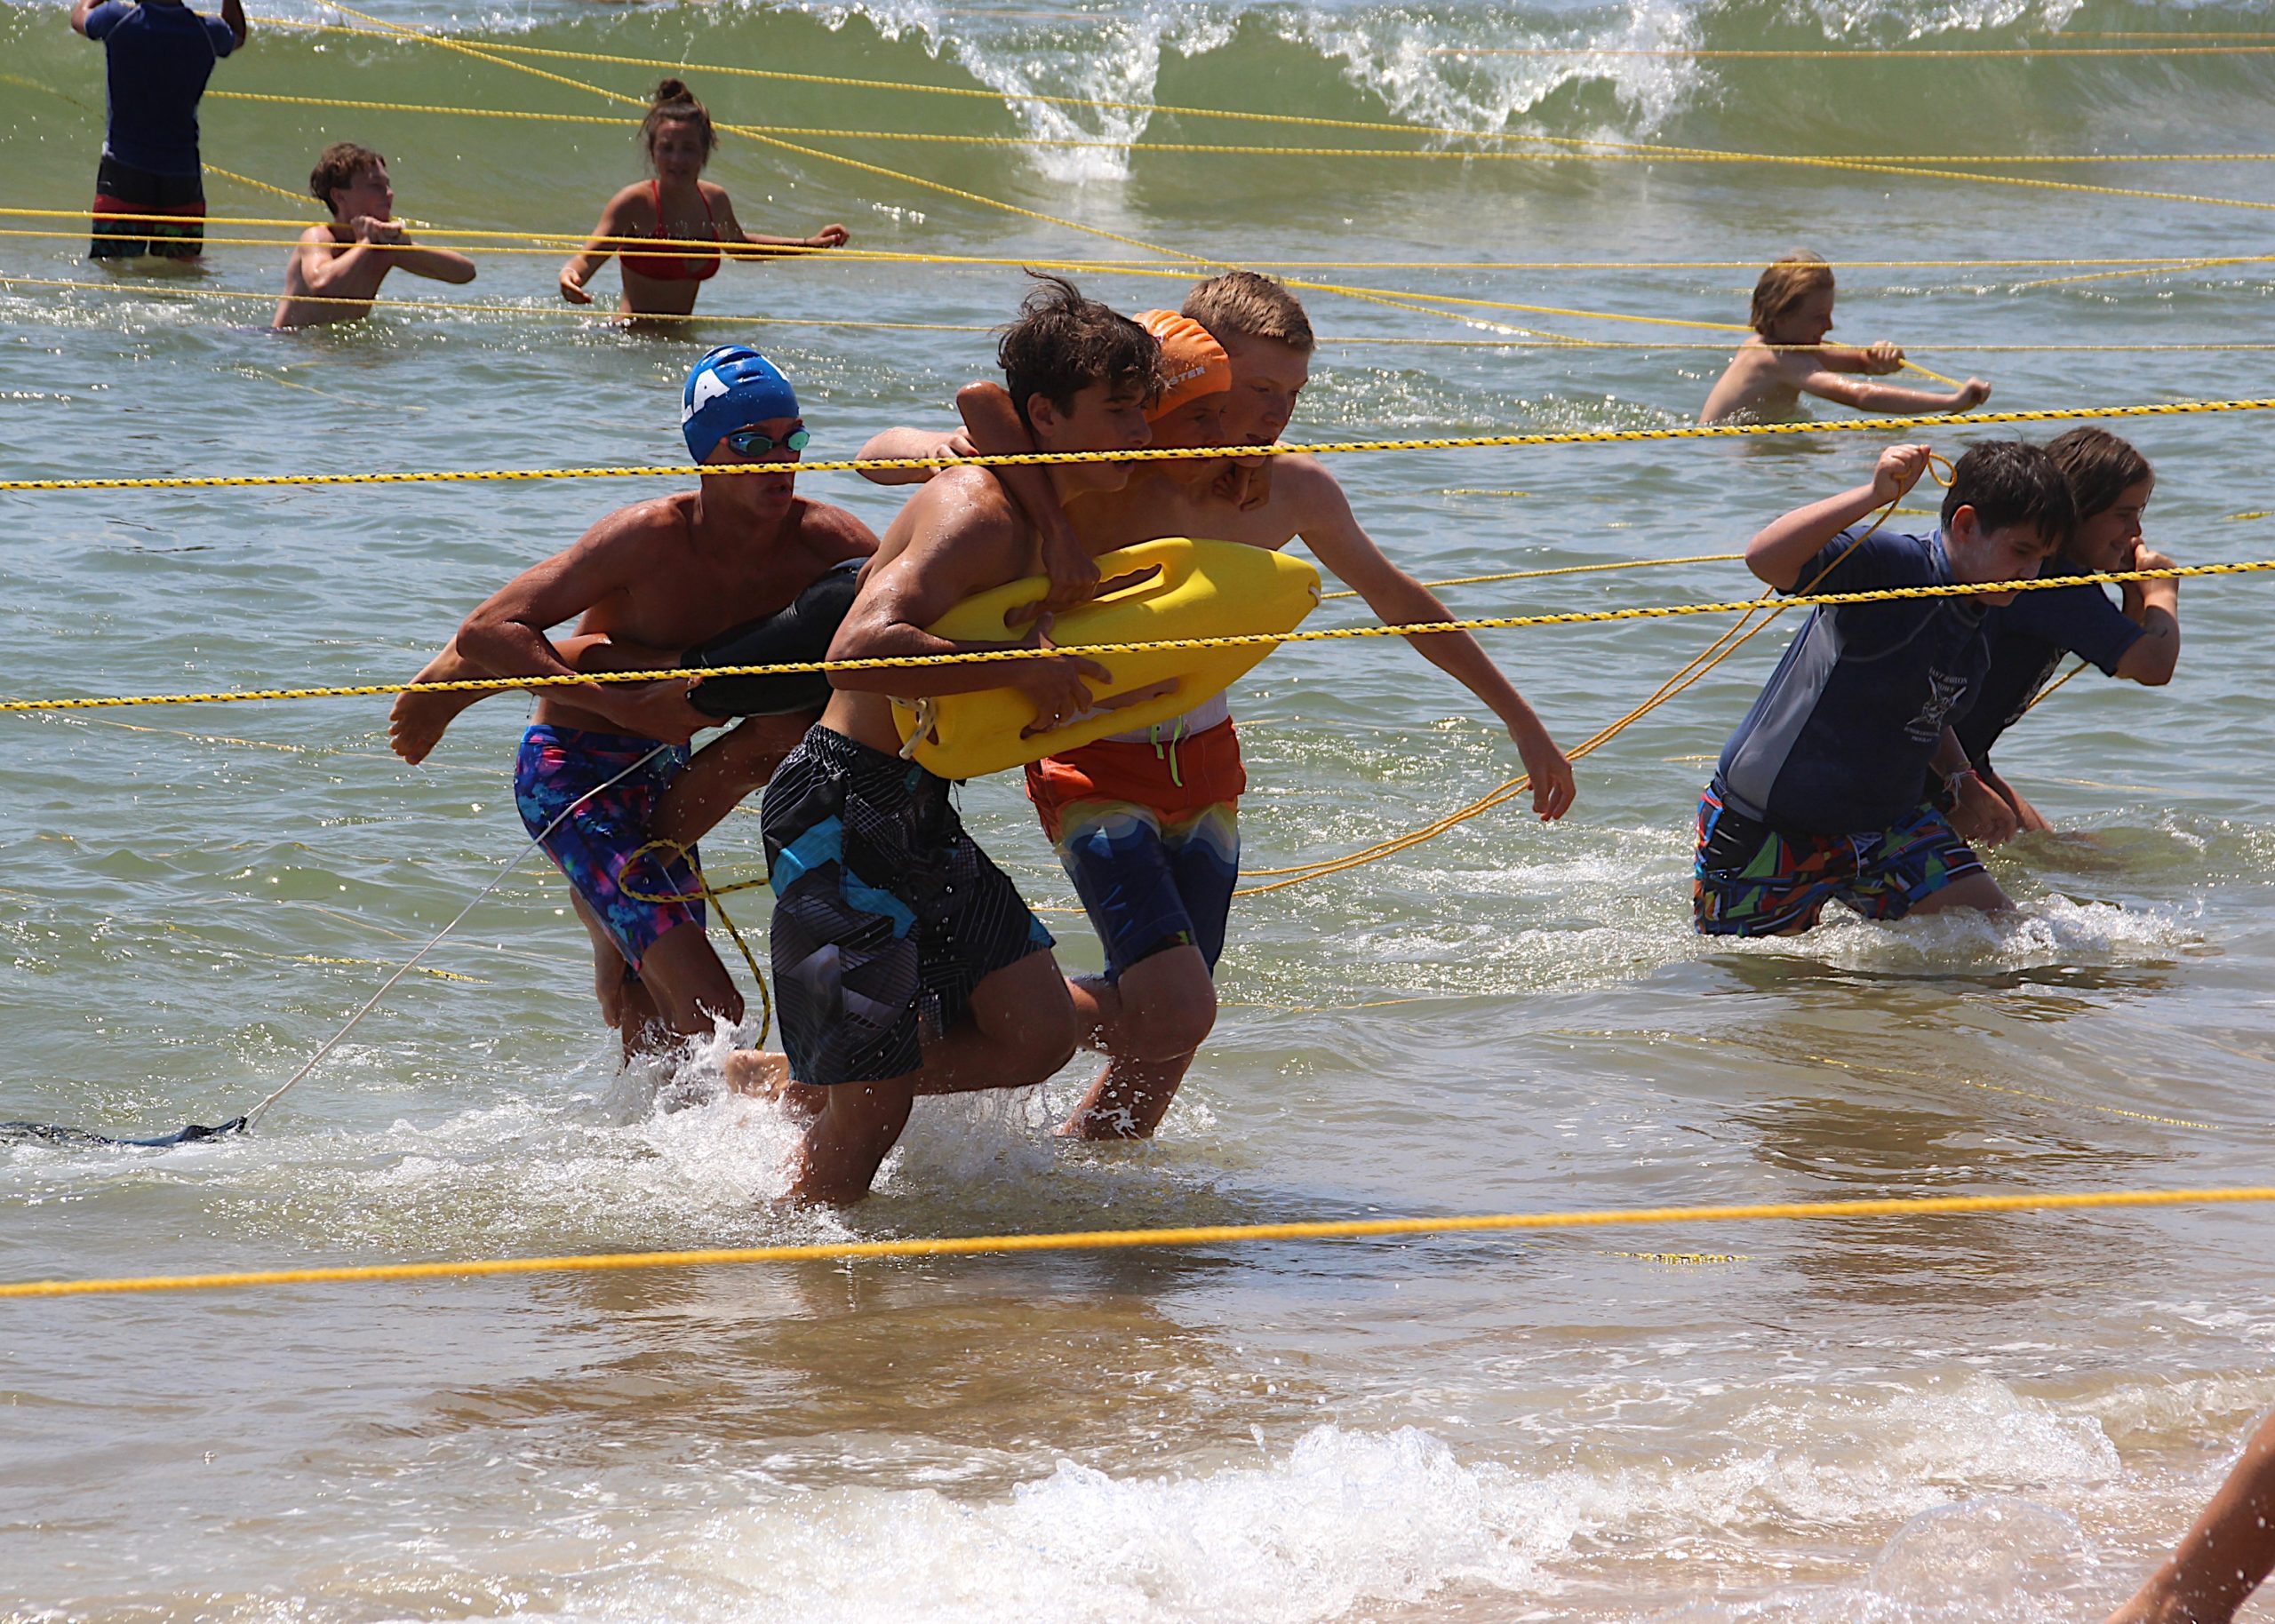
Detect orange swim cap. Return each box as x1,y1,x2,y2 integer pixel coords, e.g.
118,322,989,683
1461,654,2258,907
1138,309,1231,423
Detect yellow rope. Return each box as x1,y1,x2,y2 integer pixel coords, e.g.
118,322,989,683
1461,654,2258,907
0,274,1000,331
11,275,2271,358
1317,553,1744,601
622,840,773,1044
4,1184,2268,1299
1244,467,1946,889
5,395,2270,493
9,209,2267,271
0,557,2255,716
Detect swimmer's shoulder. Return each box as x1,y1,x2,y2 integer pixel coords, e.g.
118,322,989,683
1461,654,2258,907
789,494,881,561
578,490,698,553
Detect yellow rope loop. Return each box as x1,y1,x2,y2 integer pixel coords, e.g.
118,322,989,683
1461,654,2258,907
619,840,774,1045
3,1184,2270,1298
1246,475,1930,890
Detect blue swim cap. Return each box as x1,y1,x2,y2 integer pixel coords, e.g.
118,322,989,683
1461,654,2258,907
682,345,801,462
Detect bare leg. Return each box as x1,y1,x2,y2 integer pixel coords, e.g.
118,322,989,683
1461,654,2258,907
1909,870,2014,917
632,919,746,1040
790,950,1081,1204
568,893,659,1056
905,948,1082,1098
1058,946,1216,1139
2107,1410,2275,1624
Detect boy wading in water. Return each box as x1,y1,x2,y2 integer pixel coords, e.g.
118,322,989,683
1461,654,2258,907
762,277,1169,1203
1701,251,1991,426
275,144,475,330
398,348,874,1065
861,273,1575,1141
1694,441,2074,936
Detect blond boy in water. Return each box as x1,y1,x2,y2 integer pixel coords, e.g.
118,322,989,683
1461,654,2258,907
1700,251,1990,426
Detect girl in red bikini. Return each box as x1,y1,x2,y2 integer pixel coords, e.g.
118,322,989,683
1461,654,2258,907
557,78,849,322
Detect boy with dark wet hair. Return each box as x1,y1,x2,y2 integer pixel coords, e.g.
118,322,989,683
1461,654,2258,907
71,0,246,261
1944,426,2181,833
857,270,1574,1142
762,276,1165,1202
274,143,476,330
1694,439,2075,935
1701,251,1991,426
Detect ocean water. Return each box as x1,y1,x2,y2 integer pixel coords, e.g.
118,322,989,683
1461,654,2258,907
4,0,2275,1616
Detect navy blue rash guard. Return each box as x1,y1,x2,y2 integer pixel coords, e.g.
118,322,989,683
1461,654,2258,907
83,0,235,177
1714,529,1999,835
1954,571,2146,764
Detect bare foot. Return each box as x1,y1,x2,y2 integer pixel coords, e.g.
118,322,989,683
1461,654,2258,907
388,639,497,764
724,1049,827,1118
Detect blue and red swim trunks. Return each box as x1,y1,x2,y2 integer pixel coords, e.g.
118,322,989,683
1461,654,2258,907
1692,783,1984,937
513,724,705,971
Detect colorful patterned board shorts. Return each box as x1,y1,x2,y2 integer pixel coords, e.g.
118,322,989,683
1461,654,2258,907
90,156,206,259
762,727,1054,1088
1024,719,1244,979
513,725,702,971
1692,784,1984,937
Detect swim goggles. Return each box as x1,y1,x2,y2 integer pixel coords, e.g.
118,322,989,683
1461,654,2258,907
722,426,811,458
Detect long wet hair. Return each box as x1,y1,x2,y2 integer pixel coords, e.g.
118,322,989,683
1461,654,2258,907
2044,426,2155,521
641,78,716,169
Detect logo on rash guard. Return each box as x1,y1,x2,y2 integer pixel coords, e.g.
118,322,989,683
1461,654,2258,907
1904,668,1973,743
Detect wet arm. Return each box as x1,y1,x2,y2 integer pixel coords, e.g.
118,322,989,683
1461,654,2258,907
1792,369,1978,414
1296,473,1566,764
285,231,382,296
395,242,477,284
68,0,102,36
559,192,633,301
855,426,966,486
220,0,246,47
454,516,684,735
713,195,848,255
1745,457,1918,591
2108,1410,2275,1624
2117,555,2180,686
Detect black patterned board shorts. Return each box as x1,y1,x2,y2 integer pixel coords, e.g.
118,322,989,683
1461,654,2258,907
762,726,1055,1087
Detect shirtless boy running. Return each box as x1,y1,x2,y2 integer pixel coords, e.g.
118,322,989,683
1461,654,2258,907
864,272,1576,1141
763,275,1164,1203
395,346,874,1058
274,143,475,330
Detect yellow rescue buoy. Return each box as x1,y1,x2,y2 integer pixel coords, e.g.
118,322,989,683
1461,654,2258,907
891,537,1321,779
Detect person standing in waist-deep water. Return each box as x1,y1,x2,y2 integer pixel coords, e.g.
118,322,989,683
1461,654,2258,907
274,143,476,330
557,78,850,322
1701,251,1990,426
70,0,247,263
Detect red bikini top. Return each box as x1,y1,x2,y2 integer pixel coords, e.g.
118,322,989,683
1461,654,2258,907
620,179,721,282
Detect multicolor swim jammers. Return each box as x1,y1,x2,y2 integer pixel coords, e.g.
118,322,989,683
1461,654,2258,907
1692,785,1985,937
513,724,704,970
